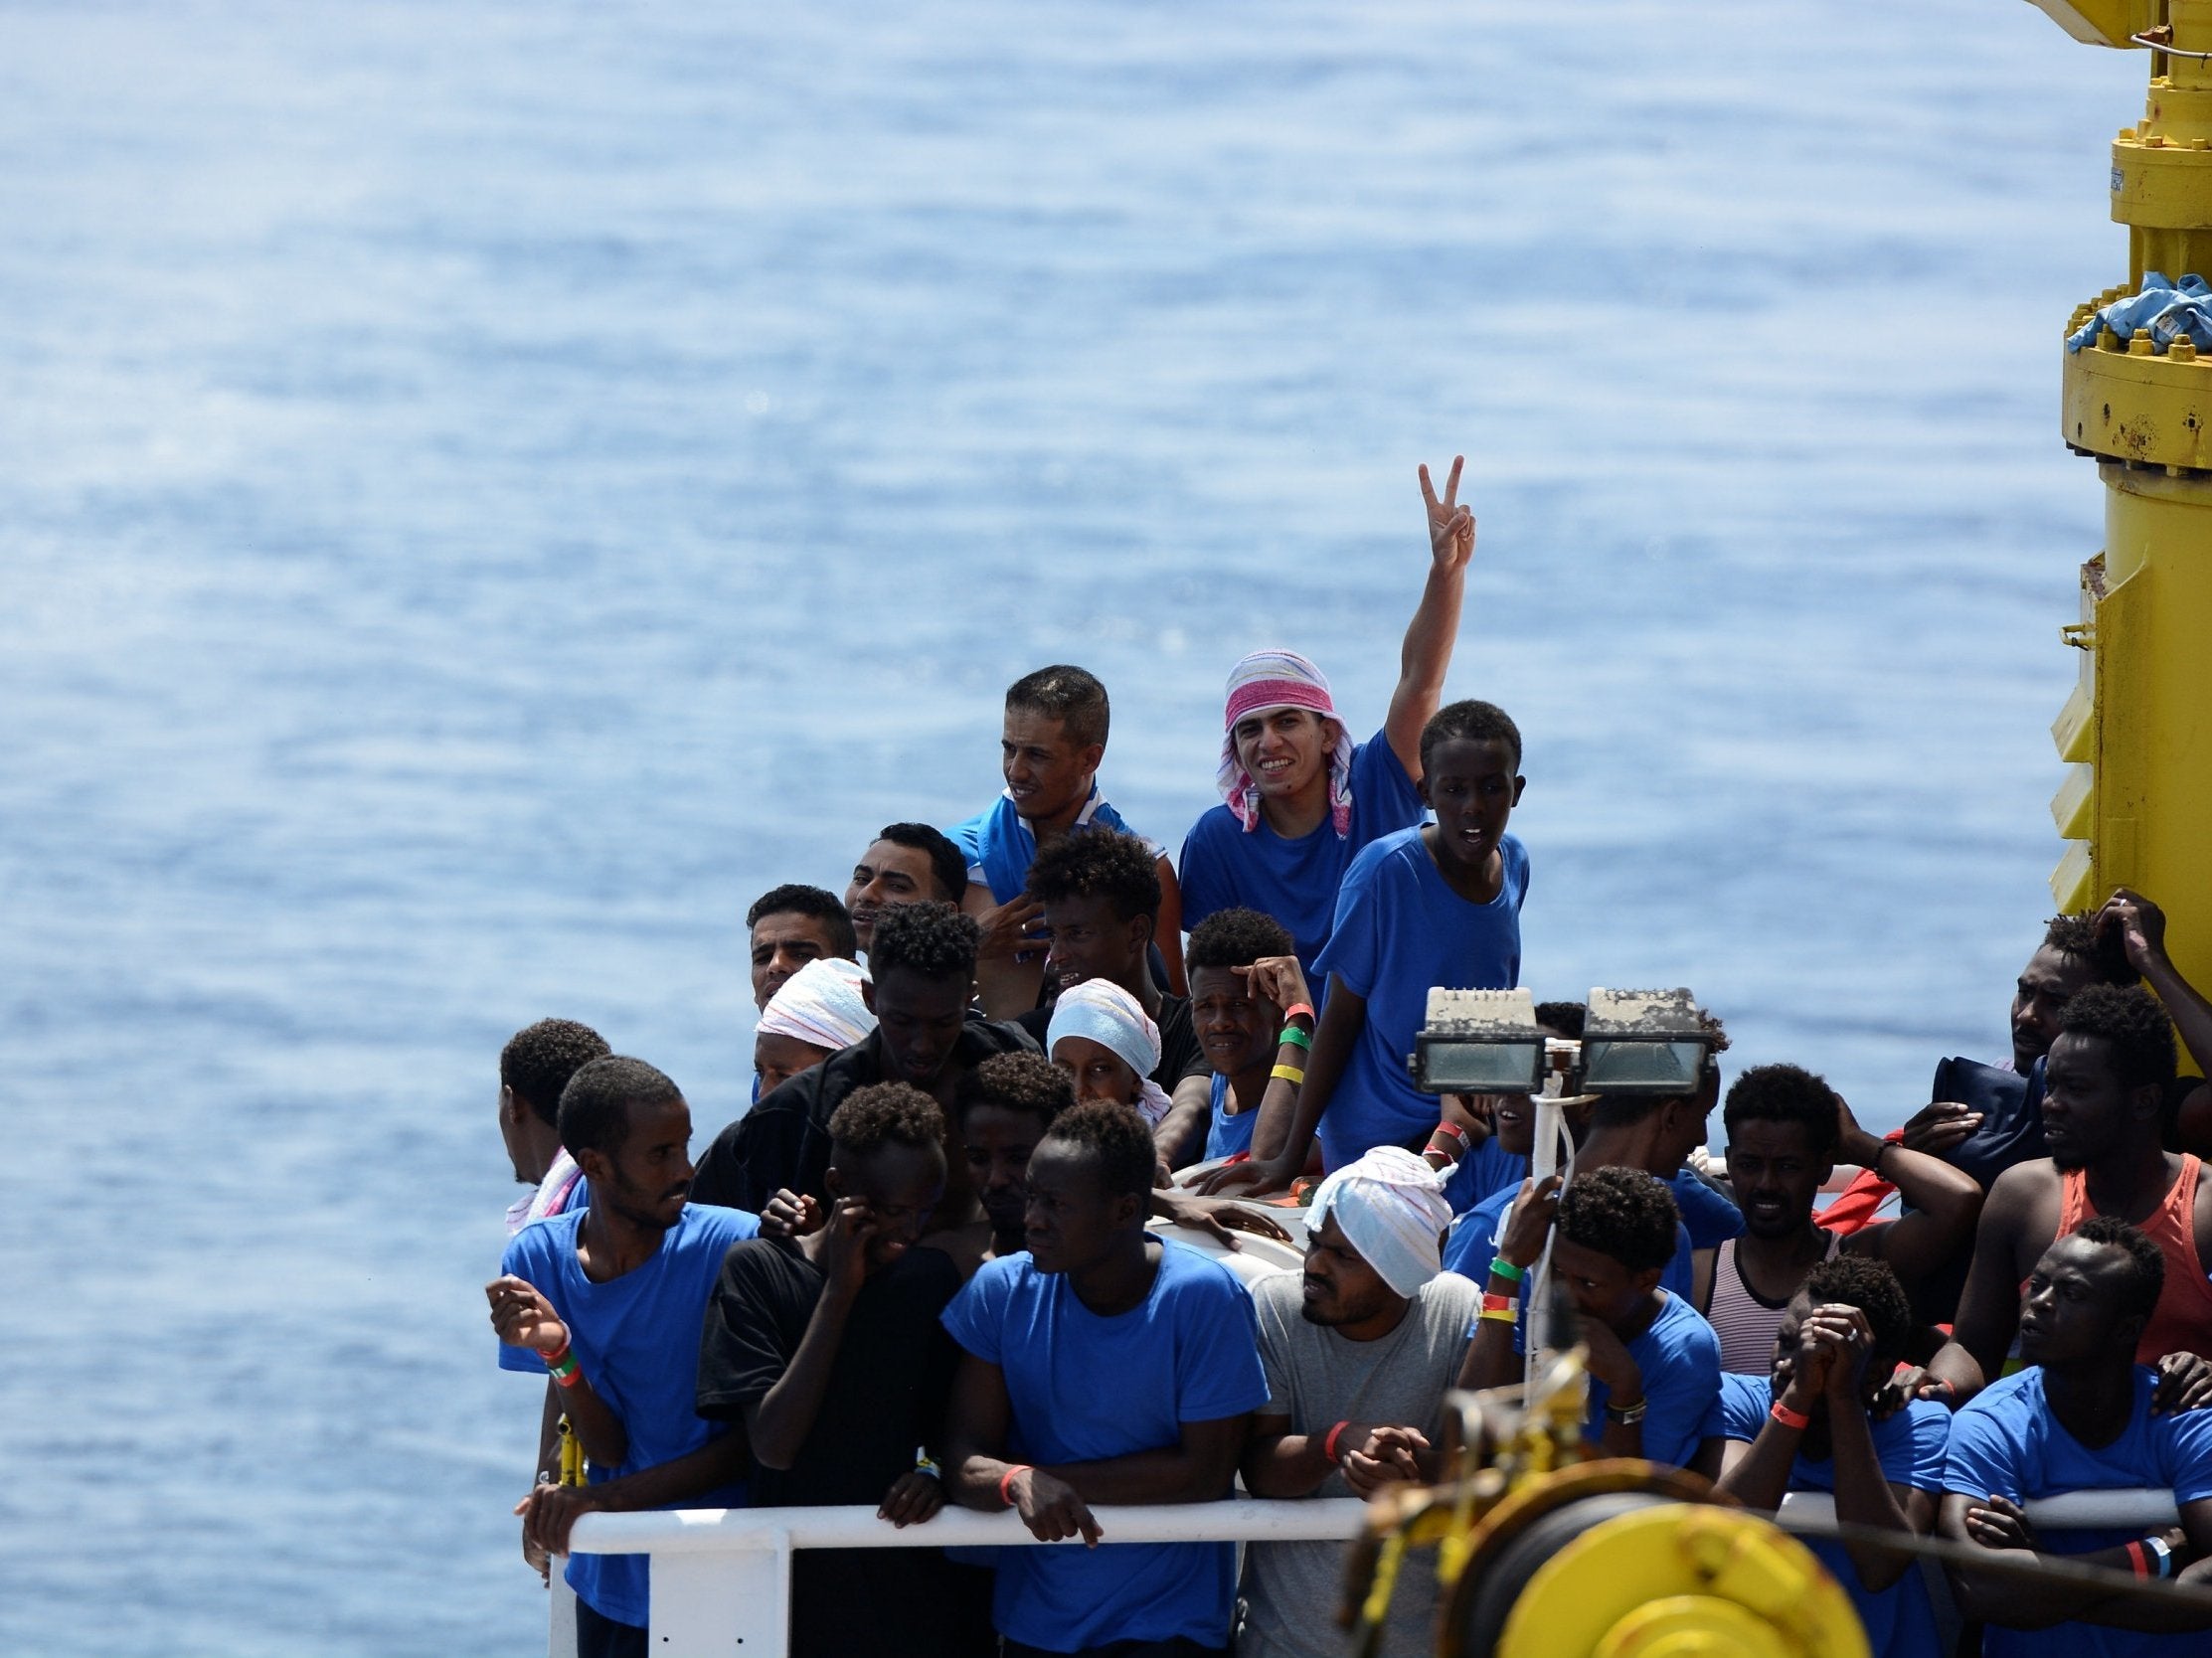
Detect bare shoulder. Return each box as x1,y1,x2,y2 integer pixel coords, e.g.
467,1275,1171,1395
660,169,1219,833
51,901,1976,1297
1983,1160,2064,1265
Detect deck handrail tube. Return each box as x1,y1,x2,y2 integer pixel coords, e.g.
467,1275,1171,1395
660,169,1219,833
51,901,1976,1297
1780,1488,2178,1528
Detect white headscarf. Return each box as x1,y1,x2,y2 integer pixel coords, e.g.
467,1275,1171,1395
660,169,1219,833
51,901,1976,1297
757,957,876,1053
1306,1146,1454,1298
1047,978,1175,1127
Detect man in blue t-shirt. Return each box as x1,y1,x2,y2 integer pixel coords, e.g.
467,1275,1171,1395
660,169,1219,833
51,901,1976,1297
1459,1167,1720,1468
948,665,1184,1017
1940,1221,2212,1657
1203,699,1530,1193
487,1056,761,1658
1708,1256,1950,1658
941,1099,1269,1656
1178,456,1475,977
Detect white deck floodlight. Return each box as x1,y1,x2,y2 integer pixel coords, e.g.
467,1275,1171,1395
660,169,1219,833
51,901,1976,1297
1406,988,1543,1094
1578,987,1709,1094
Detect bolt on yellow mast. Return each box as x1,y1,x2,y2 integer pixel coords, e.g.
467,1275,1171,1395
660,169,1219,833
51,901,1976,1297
2035,0,2212,1032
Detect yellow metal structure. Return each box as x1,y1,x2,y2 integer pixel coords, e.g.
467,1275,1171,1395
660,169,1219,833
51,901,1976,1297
1494,1506,1868,1658
2042,0,2212,1020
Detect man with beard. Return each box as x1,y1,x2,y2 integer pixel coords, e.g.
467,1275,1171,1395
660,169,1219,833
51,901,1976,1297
744,884,856,1011
689,902,1035,1217
1927,984,2212,1404
486,1057,760,1658
1711,1064,1982,1374
1941,1221,2212,1654
843,823,968,958
1237,1147,1473,1658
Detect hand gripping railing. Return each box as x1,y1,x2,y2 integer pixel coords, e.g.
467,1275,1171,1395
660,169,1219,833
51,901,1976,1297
561,1497,1370,1658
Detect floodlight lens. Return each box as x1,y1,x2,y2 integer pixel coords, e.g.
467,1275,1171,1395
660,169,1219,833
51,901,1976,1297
1413,1040,1544,1093
1581,1039,1706,1092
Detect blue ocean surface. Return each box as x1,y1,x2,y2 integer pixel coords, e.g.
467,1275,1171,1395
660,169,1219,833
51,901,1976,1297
0,2,2145,1651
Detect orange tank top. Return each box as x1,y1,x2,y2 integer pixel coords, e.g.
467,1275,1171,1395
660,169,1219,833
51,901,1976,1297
2058,1153,2212,1364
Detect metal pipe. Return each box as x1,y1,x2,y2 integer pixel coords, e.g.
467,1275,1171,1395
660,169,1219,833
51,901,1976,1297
1780,1488,2178,1528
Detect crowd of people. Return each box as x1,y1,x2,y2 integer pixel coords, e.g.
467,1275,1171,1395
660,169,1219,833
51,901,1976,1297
483,461,2212,1658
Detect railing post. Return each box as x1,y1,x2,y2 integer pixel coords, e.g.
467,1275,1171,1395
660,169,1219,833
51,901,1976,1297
646,1527,792,1658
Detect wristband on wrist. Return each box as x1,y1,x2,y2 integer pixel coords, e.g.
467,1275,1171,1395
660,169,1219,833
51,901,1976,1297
1281,1002,1316,1028
1480,1292,1514,1313
1428,1122,1470,1153
2145,1535,2174,1578
1487,1258,1525,1284
536,1339,571,1367
1769,1400,1811,1431
1478,1306,1518,1325
998,1464,1033,1508
1271,1063,1306,1086
547,1351,582,1389
2127,1539,2151,1578
1276,1023,1312,1052
1323,1420,1352,1461
914,1445,941,1480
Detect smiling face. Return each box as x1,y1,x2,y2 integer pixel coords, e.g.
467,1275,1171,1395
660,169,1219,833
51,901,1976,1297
749,911,841,1009
2012,943,2098,1073
1420,737,1524,882
1001,707,1103,827
2018,1234,2139,1366
1188,964,1280,1079
587,1097,696,1232
1232,707,1330,807
845,841,944,954
1725,1117,1829,1241
1042,891,1150,998
1052,1034,1143,1106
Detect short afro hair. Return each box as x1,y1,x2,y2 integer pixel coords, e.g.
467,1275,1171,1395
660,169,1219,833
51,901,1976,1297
869,900,980,984
746,884,857,958
1006,664,1110,750
2070,1215,2167,1323
1026,828,1160,922
829,1081,946,1161
955,1051,1075,1130
1040,1098,1156,1203
1534,1001,1588,1040
2057,983,2177,1092
1185,908,1295,972
1420,698,1522,774
874,823,968,906
1557,1166,1679,1275
1723,1064,1841,1163
501,1018,612,1128
2043,913,2139,988
1800,1254,1914,1365
558,1055,682,1162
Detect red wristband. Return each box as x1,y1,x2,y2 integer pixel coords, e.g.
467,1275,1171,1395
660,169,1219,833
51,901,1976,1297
536,1340,571,1367
1323,1420,1355,1461
1769,1401,1811,1431
1480,1292,1514,1313
2127,1539,2150,1578
998,1464,1033,1508
1281,1002,1316,1027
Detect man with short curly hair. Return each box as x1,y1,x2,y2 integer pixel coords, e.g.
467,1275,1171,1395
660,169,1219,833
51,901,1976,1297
690,903,1036,1215
1928,982,2212,1405
943,1100,1268,1656
697,1082,974,1658
498,1017,613,1235
1458,1165,1721,1468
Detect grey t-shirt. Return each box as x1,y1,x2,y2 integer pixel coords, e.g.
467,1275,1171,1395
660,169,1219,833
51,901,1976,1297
1238,1270,1478,1658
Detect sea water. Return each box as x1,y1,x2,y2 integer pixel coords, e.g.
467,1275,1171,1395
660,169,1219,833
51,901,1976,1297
0,2,2145,1651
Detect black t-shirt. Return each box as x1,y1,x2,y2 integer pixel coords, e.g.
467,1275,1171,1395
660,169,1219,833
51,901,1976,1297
696,1237,973,1658
1018,990,1209,1092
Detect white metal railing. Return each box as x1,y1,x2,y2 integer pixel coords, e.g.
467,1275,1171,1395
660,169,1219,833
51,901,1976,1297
1781,1488,2178,1528
559,1497,1367,1658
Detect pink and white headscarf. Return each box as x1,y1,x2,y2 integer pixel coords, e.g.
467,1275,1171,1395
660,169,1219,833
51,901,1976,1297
1217,649,1354,838
758,957,876,1054
1046,978,1175,1127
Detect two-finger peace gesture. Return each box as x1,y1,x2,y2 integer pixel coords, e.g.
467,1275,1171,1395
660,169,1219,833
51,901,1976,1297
1419,456,1475,572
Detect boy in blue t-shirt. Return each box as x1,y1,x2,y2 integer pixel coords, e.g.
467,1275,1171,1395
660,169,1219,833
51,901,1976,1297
1205,699,1529,1193
1459,1167,1720,1468
941,1099,1269,1656
1940,1221,2212,1658
487,1056,760,1657
1177,457,1474,978
1708,1256,1950,1658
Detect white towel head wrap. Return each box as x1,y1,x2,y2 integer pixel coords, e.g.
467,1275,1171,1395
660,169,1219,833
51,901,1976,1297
1305,1145,1454,1298
757,956,876,1053
1046,978,1174,1127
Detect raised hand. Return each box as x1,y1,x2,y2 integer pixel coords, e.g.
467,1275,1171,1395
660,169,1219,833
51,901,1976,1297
486,1275,568,1354
820,1196,884,1295
1418,456,1475,573
1235,955,1312,1016
760,1188,823,1241
1814,1304,1877,1402
1495,1174,1563,1271
974,895,1048,966
2098,887,2170,974
1900,1100,1981,1158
